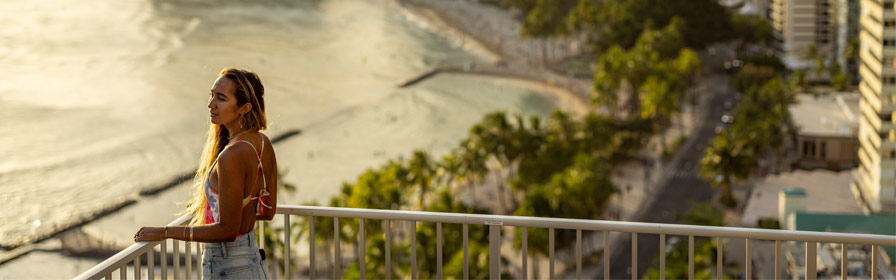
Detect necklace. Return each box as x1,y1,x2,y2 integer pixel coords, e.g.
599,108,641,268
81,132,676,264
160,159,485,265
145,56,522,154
228,130,249,140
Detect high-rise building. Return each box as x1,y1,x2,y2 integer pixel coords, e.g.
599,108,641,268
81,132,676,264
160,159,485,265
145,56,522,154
771,0,836,68
834,0,860,81
852,0,895,213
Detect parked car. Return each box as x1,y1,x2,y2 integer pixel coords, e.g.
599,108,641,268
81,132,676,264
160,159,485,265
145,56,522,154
721,113,734,124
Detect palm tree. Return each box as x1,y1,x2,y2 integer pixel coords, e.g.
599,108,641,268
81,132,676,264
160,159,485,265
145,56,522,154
456,138,489,207
436,154,461,191
407,150,434,210
479,112,519,214
699,130,756,207
592,46,627,113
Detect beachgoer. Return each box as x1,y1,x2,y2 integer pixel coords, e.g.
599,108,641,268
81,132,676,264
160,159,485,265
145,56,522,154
134,68,277,279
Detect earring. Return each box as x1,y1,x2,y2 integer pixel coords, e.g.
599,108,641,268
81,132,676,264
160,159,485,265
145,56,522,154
239,116,245,129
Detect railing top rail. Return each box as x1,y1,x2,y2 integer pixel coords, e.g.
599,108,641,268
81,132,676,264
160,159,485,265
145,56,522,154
72,215,193,280
277,205,896,247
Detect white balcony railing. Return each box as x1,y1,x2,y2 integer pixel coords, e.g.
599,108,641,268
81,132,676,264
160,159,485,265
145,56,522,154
74,205,896,280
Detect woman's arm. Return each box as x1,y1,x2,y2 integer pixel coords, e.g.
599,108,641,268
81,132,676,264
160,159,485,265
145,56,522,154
135,148,249,243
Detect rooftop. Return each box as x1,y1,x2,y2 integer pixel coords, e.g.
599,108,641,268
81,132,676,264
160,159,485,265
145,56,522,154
741,169,864,227
789,93,860,138
793,212,896,259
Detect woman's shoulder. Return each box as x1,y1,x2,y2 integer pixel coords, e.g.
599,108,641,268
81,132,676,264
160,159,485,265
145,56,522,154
217,141,257,166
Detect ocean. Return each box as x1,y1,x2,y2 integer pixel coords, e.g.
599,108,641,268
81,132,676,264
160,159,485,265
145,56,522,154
0,0,581,276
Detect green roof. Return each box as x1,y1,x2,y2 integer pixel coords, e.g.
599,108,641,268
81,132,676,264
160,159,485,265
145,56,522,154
780,188,806,196
794,212,896,259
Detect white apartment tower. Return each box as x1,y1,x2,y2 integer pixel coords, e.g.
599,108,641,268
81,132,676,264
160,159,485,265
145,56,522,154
772,0,836,68
852,0,896,213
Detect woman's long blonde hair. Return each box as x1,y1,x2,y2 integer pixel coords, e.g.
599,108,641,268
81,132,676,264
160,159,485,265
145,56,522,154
185,68,267,225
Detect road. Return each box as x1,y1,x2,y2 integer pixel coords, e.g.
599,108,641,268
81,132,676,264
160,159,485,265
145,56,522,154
596,73,736,279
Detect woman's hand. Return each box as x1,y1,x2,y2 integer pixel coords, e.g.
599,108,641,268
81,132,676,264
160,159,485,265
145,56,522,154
134,226,167,242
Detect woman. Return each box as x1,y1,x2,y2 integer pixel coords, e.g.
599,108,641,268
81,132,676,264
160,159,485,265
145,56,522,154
134,68,278,279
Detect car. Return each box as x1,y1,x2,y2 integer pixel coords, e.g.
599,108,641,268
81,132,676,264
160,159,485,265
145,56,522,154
721,113,734,124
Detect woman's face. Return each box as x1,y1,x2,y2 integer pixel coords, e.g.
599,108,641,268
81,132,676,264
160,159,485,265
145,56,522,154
208,76,248,126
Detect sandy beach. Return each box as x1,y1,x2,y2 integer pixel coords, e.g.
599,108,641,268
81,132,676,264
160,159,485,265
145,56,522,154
394,0,594,103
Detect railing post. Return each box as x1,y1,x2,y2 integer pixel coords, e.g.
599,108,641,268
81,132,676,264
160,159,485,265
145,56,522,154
775,240,780,280
411,221,417,280
135,252,141,280
437,222,443,280
463,223,469,280
173,241,180,279
148,247,155,280
385,220,391,280
577,229,582,280
195,242,201,279
549,228,554,280
660,234,665,280
717,238,723,279
522,227,527,280
284,214,291,279
872,245,879,280
632,233,637,280
120,265,126,280
688,235,694,280
161,239,168,280
334,217,341,280
604,231,610,280
745,238,752,279
259,220,265,250
185,241,191,279
360,218,366,280
489,225,500,280
806,242,817,280
310,216,316,280
841,243,847,280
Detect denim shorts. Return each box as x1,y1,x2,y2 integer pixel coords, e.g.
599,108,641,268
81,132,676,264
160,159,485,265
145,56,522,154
202,230,270,279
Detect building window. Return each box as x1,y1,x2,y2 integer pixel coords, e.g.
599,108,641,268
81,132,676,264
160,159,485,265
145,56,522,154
884,2,894,9
820,141,827,159
884,76,896,85
885,39,896,46
804,140,818,158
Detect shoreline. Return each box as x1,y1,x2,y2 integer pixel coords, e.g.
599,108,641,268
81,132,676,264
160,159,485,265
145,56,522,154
393,0,594,106
391,0,505,63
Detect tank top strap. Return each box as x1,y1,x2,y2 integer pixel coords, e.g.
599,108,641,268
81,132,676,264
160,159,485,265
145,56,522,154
237,140,261,162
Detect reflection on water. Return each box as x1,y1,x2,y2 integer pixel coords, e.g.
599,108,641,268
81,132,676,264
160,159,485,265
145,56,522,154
0,0,577,251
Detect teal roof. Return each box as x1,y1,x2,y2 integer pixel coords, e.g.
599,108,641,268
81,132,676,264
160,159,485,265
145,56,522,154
780,188,806,196
794,212,896,259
